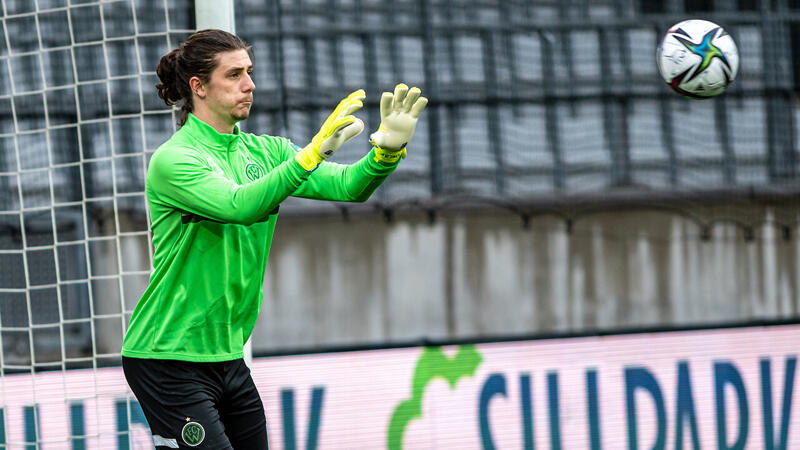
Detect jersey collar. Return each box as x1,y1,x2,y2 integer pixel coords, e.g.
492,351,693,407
184,113,242,151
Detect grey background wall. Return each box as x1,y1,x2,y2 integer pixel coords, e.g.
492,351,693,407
244,202,799,353
83,202,799,356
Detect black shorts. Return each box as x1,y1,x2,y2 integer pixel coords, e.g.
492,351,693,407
122,356,268,449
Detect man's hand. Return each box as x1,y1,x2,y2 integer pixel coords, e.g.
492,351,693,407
295,89,366,171
369,83,428,164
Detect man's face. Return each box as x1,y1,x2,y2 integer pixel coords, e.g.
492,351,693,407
198,49,255,126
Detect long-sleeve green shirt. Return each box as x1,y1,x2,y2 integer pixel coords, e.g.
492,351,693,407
121,113,397,362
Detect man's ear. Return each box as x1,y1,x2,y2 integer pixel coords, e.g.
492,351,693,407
189,76,206,99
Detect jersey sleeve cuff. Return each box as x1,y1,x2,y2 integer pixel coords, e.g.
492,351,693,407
369,147,402,169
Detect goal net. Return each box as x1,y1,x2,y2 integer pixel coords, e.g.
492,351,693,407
0,0,191,446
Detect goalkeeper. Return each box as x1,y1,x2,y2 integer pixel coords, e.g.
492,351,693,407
121,29,427,449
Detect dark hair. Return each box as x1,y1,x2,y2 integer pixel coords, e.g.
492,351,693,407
156,29,252,126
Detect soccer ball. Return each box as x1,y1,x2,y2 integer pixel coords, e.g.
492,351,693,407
656,19,739,99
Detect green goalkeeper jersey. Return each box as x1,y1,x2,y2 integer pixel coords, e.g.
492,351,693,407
121,113,397,362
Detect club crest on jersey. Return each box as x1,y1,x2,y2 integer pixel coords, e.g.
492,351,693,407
245,163,265,181
182,421,205,446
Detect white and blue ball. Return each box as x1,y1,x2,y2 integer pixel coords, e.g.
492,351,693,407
656,19,739,99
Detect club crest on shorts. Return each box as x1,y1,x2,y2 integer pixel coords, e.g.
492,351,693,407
181,421,205,446
245,163,265,181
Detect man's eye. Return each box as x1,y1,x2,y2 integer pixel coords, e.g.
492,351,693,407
230,73,239,78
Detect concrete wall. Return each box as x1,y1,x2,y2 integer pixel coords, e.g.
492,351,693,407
90,204,799,355
252,204,800,353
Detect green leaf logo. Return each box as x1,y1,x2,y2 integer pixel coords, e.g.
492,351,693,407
387,345,483,450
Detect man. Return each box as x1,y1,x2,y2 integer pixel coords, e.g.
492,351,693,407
121,29,427,449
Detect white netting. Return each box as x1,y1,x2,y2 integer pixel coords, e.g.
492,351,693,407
0,0,191,446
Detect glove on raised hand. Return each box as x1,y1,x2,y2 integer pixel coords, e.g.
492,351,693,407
369,83,428,164
295,89,366,171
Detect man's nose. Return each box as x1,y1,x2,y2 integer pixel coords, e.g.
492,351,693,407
243,73,255,92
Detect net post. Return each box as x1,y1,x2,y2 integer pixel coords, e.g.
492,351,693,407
194,0,252,367
195,0,237,33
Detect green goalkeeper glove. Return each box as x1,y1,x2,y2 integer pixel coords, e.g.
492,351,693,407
369,83,428,164
295,89,366,171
